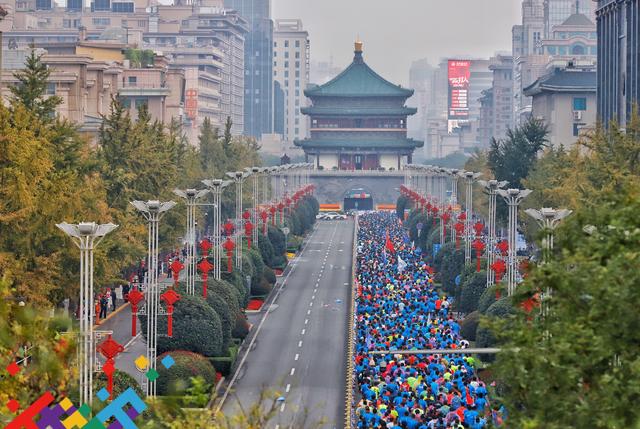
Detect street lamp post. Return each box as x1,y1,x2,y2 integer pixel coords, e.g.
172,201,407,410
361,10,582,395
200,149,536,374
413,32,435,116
130,200,176,397
56,222,118,405
227,171,251,271
524,208,572,264
497,189,532,296
173,188,210,295
461,171,481,264
478,179,508,287
202,179,232,281
250,167,262,248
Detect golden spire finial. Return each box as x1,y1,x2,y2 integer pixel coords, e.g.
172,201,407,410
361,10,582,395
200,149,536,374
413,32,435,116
354,37,363,53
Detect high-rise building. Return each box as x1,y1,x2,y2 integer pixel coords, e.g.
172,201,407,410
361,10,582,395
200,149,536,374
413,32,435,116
595,0,639,128
544,0,596,36
542,12,597,62
273,19,310,143
478,54,514,147
513,0,546,124
407,58,434,143
224,0,273,138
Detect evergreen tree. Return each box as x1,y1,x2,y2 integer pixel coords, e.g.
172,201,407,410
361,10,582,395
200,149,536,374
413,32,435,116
222,116,234,163
198,117,225,175
9,49,62,121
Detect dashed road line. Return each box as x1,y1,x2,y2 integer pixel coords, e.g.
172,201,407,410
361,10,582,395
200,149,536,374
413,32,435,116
290,367,295,376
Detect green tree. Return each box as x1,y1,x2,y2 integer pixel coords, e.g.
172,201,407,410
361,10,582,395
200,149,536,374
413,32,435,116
488,118,548,189
9,49,62,121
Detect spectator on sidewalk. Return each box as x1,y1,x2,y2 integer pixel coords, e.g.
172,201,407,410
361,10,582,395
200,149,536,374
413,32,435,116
99,294,108,320
110,287,117,311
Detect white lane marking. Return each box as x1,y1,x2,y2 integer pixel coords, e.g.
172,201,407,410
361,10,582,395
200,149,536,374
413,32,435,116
307,309,311,315
216,223,319,412
301,329,306,335
312,295,315,300
286,384,291,393
298,340,303,347
295,353,299,361
280,403,286,412
309,302,313,307
304,318,309,325
290,367,295,376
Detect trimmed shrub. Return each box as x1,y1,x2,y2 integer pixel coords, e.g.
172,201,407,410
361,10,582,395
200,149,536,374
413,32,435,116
247,249,265,288
268,225,286,256
460,311,481,341
258,235,276,266
396,196,409,220
222,270,249,307
156,351,216,395
478,284,498,314
476,297,515,350
94,370,144,399
252,276,273,296
439,246,465,294
232,313,250,339
139,294,224,357
263,267,276,284
458,271,487,314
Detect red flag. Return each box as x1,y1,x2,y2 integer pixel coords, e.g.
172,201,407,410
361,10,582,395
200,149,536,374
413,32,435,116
385,231,395,253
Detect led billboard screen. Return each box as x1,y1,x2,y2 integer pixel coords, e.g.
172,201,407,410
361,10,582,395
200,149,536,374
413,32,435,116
448,60,471,120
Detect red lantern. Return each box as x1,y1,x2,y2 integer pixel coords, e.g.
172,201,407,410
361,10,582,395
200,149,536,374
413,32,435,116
260,210,269,235
127,287,144,337
223,220,235,237
269,206,277,225
223,237,235,272
458,212,467,222
473,221,484,237
97,335,124,399
472,239,486,273
197,258,214,299
491,259,507,288
496,240,509,256
454,222,465,250
431,206,439,226
160,288,181,338
244,221,254,249
199,239,212,256
277,201,285,220
169,259,184,287
242,210,251,221
440,211,451,242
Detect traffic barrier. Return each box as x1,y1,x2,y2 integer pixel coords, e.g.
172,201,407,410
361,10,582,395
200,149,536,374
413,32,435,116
344,215,358,429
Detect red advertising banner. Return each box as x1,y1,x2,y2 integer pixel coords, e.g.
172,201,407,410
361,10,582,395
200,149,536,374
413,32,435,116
448,60,471,120
185,88,198,120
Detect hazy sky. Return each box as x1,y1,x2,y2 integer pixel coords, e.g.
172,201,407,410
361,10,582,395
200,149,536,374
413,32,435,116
272,0,520,85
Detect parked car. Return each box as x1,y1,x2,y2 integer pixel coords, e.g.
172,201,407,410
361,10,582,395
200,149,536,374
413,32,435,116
322,211,347,220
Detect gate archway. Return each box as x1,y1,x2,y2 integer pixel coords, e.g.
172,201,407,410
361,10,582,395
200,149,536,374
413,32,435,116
343,187,374,211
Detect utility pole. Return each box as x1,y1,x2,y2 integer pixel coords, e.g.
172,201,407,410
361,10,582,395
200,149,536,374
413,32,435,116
497,189,531,296
56,222,118,405
130,200,176,397
478,179,508,287
202,179,232,281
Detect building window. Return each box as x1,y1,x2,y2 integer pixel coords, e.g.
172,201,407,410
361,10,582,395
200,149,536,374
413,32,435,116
128,76,137,86
284,71,289,78
274,41,277,47
274,51,277,57
295,51,300,59
284,40,289,48
295,40,300,48
92,18,111,27
46,82,56,95
295,70,300,78
255,50,260,57
285,51,289,59
573,123,586,136
573,97,587,111
138,20,145,27
295,80,299,87
284,61,289,68
135,98,148,109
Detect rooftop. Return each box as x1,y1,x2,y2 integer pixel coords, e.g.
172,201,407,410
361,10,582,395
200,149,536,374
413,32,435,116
294,138,423,150
305,42,413,99
523,66,596,96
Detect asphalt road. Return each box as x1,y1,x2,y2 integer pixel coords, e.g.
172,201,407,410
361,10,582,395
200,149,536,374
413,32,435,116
221,219,354,429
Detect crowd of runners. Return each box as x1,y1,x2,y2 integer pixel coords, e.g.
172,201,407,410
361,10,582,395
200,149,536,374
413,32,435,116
353,212,503,428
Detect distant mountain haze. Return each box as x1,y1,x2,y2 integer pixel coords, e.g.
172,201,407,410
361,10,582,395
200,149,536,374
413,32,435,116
273,0,519,85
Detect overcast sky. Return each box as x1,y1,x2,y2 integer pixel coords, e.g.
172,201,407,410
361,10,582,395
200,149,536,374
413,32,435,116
272,0,520,85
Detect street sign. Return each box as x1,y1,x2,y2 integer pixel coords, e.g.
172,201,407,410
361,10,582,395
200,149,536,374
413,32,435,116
282,227,290,236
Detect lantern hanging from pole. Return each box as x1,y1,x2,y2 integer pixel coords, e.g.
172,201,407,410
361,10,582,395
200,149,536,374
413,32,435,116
473,221,484,237
244,221,254,249
260,210,269,235
223,220,235,237
199,238,212,256
169,259,184,287
127,287,144,337
197,258,214,298
491,259,507,292
269,206,277,225
454,222,465,250
223,237,235,273
472,239,486,272
277,202,285,221
440,211,451,241
242,210,251,221
97,335,124,399
496,240,509,257
160,288,181,338
431,207,439,226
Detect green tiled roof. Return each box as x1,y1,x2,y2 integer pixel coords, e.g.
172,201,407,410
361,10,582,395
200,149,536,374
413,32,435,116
294,138,424,150
300,106,417,116
305,51,414,98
